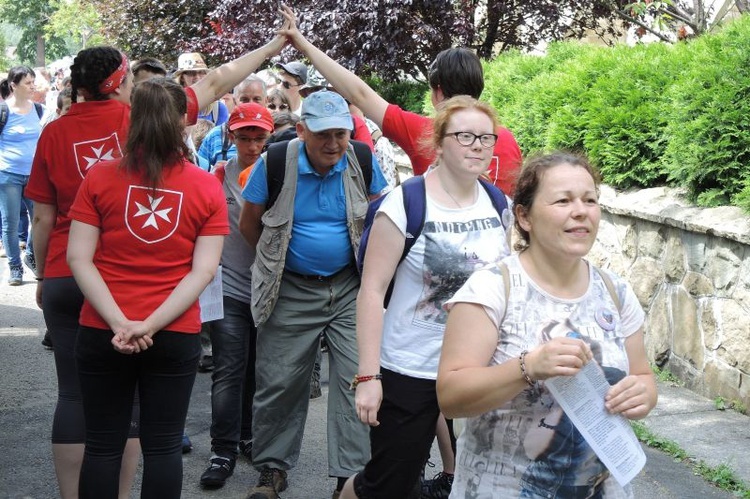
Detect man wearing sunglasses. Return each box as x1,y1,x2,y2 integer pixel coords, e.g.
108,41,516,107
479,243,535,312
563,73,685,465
275,61,307,115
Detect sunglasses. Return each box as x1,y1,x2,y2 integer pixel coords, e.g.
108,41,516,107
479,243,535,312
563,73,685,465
182,70,207,78
281,80,302,90
268,103,290,111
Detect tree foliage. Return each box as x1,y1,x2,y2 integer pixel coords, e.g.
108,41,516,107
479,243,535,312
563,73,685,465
46,0,107,52
92,0,214,67
91,0,747,82
193,0,641,80
0,33,9,71
92,0,638,81
0,0,67,65
618,0,749,41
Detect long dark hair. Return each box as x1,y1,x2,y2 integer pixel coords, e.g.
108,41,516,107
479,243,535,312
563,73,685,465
0,66,36,100
70,46,124,102
120,78,190,189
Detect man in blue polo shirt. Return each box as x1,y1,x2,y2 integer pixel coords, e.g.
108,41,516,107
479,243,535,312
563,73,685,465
238,90,386,499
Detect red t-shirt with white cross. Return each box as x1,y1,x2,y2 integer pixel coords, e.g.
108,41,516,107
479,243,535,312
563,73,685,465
25,88,200,278
69,158,228,334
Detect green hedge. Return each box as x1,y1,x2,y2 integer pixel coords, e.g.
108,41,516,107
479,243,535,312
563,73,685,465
365,75,429,115
480,14,750,211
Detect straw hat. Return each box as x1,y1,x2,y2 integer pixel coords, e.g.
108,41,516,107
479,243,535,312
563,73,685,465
173,53,209,78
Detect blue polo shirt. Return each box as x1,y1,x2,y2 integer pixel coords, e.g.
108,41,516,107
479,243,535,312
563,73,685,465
242,144,386,276
198,124,237,168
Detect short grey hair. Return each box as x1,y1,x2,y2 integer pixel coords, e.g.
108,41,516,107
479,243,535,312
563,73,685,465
234,75,266,97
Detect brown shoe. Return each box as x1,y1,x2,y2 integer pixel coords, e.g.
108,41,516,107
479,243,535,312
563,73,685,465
246,468,288,499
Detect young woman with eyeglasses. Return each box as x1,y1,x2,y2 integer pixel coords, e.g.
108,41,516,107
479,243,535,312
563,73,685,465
339,95,513,499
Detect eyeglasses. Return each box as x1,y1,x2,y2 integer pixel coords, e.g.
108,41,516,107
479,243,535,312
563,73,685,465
233,135,269,145
281,80,302,90
444,132,498,148
267,103,290,111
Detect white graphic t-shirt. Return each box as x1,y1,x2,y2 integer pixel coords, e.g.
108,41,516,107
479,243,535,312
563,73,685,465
377,179,512,380
445,254,644,498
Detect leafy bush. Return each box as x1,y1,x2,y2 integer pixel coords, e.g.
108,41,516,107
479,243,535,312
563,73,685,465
482,14,750,211
661,19,750,207
364,75,429,114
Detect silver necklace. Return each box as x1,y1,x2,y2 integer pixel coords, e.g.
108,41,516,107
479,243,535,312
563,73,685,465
438,175,475,209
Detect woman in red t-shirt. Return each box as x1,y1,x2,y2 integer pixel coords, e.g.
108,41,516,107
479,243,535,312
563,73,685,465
67,78,228,498
24,46,140,499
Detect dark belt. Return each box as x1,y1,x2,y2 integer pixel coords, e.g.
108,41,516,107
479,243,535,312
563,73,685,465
285,263,355,283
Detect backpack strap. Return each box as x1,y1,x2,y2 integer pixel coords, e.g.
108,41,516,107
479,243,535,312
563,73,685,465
399,175,427,262
495,262,621,330
497,261,511,326
380,175,426,306
594,266,622,314
0,103,8,135
0,102,44,135
350,140,373,192
265,140,290,210
210,103,219,123
478,177,509,230
220,123,231,161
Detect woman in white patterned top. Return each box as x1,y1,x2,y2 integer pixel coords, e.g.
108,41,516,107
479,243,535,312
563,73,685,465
438,152,657,498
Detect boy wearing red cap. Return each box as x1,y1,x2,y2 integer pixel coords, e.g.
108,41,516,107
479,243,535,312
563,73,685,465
199,102,273,489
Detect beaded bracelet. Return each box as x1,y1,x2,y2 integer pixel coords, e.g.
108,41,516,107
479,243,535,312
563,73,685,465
349,373,383,390
519,350,536,387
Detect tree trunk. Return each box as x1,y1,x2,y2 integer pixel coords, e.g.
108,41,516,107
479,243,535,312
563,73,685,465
35,33,45,67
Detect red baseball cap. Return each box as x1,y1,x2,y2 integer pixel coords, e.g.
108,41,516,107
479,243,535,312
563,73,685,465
228,103,274,132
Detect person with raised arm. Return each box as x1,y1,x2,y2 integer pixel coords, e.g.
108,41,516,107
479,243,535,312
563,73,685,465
277,5,522,196
26,23,289,498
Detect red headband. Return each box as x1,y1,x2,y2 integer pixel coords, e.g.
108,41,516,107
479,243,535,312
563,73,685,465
99,53,129,94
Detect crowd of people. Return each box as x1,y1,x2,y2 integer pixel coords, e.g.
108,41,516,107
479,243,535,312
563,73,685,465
0,4,658,499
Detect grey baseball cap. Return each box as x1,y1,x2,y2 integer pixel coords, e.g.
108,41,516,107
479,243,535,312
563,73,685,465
275,61,308,84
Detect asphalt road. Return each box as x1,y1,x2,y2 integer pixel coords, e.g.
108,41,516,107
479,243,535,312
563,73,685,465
0,266,735,498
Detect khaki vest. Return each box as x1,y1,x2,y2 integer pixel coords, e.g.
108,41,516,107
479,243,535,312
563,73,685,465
251,139,369,326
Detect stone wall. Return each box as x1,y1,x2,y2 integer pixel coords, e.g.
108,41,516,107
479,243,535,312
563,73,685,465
589,186,750,407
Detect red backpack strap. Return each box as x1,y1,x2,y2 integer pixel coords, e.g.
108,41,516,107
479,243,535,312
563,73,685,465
212,163,226,185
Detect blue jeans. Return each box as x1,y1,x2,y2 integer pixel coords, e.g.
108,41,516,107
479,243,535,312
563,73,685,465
0,170,33,267
208,295,257,457
76,326,200,499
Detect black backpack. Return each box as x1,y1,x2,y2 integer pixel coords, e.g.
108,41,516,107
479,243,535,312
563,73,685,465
0,102,44,135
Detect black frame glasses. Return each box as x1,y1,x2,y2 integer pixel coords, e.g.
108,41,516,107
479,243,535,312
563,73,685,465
444,131,498,148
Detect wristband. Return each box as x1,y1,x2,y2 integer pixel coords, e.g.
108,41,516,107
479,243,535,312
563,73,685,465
519,350,536,387
349,373,383,390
